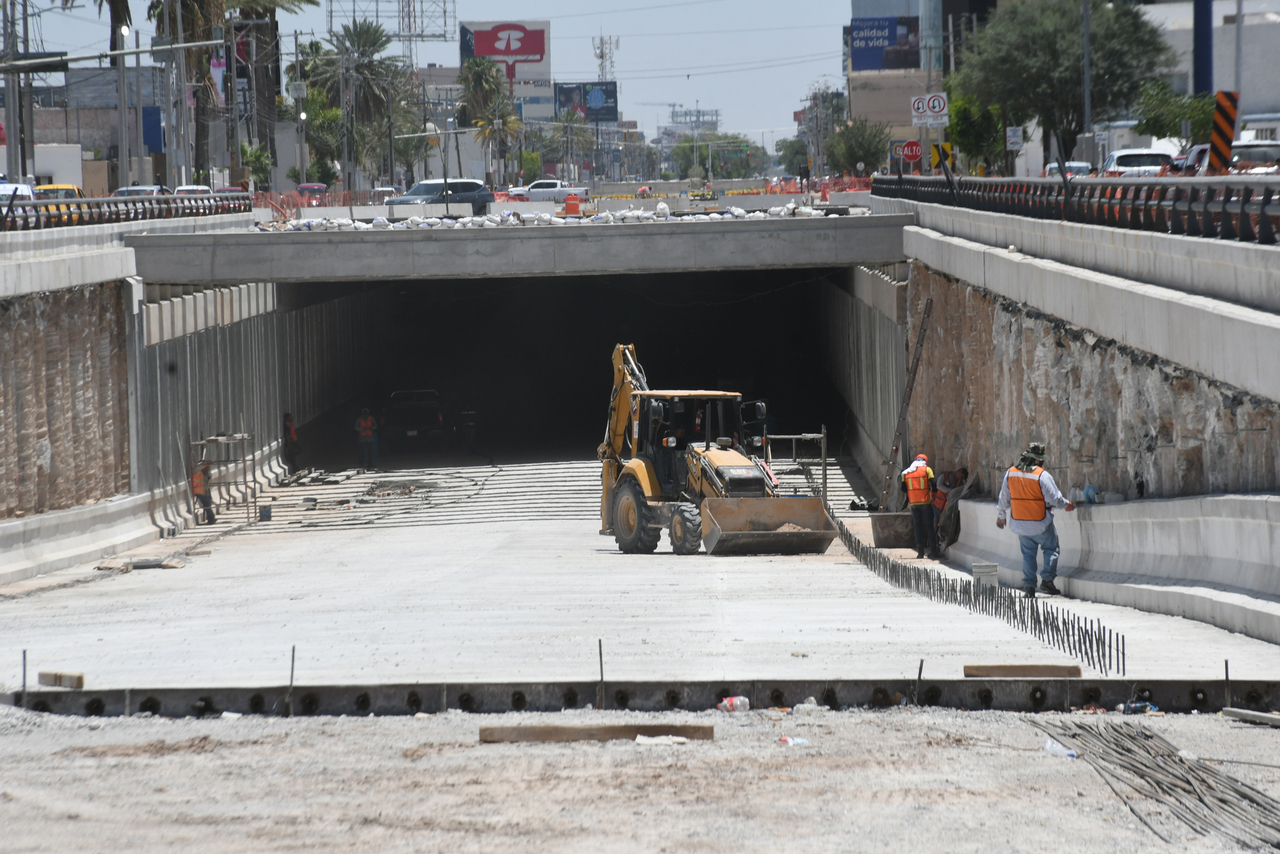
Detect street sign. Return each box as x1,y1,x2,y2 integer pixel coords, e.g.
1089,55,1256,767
617,120,638,129
925,92,949,127
902,140,923,162
930,142,953,169
287,82,307,99
1005,127,1023,151
910,95,927,127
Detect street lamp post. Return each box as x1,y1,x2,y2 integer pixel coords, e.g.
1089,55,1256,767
117,24,130,188
297,110,307,184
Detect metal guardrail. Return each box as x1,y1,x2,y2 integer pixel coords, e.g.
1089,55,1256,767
872,175,1280,245
1,192,252,231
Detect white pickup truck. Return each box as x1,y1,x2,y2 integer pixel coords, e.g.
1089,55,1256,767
507,179,590,202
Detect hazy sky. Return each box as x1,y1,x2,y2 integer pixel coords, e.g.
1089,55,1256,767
43,0,852,151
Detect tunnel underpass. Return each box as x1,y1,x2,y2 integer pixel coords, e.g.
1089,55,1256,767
290,268,858,470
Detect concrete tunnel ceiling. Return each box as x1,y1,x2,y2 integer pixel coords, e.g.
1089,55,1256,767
293,268,855,463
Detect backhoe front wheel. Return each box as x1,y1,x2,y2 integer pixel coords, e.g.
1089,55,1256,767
613,479,660,554
670,503,703,555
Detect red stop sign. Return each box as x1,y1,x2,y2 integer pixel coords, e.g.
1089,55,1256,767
902,140,923,162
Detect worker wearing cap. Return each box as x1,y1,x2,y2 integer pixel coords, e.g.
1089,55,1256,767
997,441,1075,597
191,462,216,525
900,453,938,559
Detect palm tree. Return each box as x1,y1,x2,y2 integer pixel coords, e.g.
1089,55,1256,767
471,95,522,185
310,20,403,124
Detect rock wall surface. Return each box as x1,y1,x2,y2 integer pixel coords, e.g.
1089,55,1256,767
0,282,130,519
907,262,1280,499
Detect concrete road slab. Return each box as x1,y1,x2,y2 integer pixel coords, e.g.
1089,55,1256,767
1,462,1277,693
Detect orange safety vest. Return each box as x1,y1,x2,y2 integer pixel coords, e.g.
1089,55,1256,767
903,465,933,505
357,415,375,438
1007,466,1047,521
933,472,961,510
191,470,208,496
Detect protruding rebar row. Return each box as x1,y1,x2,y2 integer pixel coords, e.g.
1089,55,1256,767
838,526,1126,676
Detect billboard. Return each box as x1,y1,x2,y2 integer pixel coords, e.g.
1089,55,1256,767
460,21,550,81
848,17,919,71
555,82,618,123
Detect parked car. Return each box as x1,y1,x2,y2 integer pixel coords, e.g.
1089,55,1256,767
1229,141,1280,174
111,184,174,196
1100,149,1174,177
297,183,328,206
505,178,591,203
1045,161,1092,178
385,389,448,446
175,184,213,195
33,184,85,200
387,179,494,215
32,184,87,225
371,186,403,203
0,182,34,201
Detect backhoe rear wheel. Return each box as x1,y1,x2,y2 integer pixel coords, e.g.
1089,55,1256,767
613,479,660,554
670,503,703,555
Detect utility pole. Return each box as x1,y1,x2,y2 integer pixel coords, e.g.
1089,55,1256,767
135,30,144,181
173,0,188,184
229,17,241,170
1083,0,1091,162
117,24,130,187
1234,0,1243,125
3,0,18,180
21,0,30,178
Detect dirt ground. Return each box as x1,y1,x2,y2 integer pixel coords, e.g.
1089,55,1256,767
2,704,1278,852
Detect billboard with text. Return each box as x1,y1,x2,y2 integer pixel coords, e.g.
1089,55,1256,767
848,17,919,71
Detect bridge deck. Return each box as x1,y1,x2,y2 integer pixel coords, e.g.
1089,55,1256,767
124,214,913,285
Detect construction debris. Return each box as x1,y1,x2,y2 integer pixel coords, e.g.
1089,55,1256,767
963,664,1083,678
1223,707,1280,728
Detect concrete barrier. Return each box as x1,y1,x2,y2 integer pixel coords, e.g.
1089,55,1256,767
829,190,872,207
873,196,1280,313
949,495,1280,645
0,439,289,585
0,213,253,297
904,225,1280,405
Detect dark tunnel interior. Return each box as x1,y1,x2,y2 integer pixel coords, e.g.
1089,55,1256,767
298,268,854,470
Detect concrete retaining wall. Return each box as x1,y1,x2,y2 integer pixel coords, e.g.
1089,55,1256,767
820,265,908,492
872,196,1280,314
905,226,1280,405
950,496,1280,645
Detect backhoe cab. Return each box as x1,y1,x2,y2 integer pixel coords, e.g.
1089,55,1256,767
598,344,837,556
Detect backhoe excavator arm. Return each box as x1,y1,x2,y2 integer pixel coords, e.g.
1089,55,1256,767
598,344,648,533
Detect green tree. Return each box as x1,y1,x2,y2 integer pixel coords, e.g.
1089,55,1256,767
520,151,543,181
1132,79,1215,150
824,116,892,175
946,93,1008,173
472,95,523,184
775,137,808,175
67,0,131,60
239,142,272,186
950,0,1173,161
551,110,594,180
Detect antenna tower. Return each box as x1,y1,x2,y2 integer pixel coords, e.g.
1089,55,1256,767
592,34,618,80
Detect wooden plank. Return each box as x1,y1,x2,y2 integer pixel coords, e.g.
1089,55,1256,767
479,724,714,744
38,671,85,689
1223,708,1280,728
963,664,1082,679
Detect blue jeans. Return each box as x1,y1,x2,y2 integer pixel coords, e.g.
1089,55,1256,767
1018,523,1060,588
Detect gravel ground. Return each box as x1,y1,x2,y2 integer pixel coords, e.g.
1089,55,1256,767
2,704,1278,852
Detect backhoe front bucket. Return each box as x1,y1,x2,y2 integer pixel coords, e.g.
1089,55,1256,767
700,497,839,556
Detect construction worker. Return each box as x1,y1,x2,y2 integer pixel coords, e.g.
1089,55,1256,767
900,453,938,559
997,441,1075,597
191,462,216,525
282,413,300,475
355,407,377,469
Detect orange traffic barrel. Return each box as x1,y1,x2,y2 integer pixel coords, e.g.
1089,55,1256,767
565,194,580,215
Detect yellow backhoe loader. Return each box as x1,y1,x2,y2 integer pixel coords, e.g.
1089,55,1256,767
598,344,838,556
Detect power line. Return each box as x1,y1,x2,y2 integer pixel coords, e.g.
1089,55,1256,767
552,0,733,19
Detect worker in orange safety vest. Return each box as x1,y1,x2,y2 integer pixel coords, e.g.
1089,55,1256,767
932,466,969,538
355,407,377,469
899,453,938,559
191,462,216,525
997,441,1075,598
